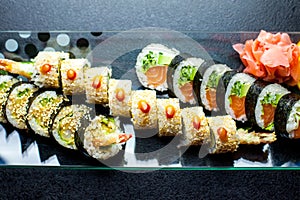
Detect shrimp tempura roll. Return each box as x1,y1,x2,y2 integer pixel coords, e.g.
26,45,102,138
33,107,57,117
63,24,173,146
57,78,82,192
181,106,210,145
207,115,239,154
131,90,157,129
61,59,90,96
157,98,182,136
33,52,69,88
85,67,111,104
108,79,132,117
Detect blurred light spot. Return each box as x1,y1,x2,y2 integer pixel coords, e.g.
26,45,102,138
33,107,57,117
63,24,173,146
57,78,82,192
56,34,70,47
18,31,31,38
5,39,18,52
44,47,56,52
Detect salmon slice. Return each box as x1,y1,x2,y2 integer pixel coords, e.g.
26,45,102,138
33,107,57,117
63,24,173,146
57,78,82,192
145,66,168,87
261,103,276,128
229,95,246,119
179,81,194,102
206,88,217,110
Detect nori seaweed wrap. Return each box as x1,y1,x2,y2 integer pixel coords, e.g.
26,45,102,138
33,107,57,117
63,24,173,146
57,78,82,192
216,71,237,115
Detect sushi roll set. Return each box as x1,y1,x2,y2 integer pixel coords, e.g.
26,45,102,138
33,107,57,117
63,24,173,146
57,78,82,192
0,30,300,166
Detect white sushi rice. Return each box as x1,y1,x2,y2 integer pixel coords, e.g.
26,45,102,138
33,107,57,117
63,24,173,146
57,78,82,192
135,43,179,91
6,83,38,129
52,104,91,149
27,91,64,137
207,115,239,154
181,106,210,145
254,84,290,130
131,90,157,129
156,98,182,137
200,64,231,111
61,58,90,95
286,100,300,138
172,57,204,104
108,79,132,117
224,73,255,121
0,75,19,123
85,67,111,104
83,115,122,160
32,51,69,88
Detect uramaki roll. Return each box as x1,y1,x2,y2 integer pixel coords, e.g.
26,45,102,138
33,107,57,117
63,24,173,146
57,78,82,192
108,79,132,117
85,67,111,104
26,90,66,137
60,58,90,96
157,98,182,137
5,82,39,129
181,106,210,145
207,115,239,154
131,90,157,129
50,103,92,149
32,51,69,88
0,75,19,123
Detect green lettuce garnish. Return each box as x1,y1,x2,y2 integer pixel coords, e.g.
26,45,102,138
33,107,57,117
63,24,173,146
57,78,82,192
39,97,54,107
178,65,197,86
17,88,30,98
141,51,157,73
206,71,221,88
0,82,7,90
261,93,283,106
230,81,251,98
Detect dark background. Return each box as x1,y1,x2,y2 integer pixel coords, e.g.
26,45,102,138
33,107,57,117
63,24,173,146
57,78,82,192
0,0,300,199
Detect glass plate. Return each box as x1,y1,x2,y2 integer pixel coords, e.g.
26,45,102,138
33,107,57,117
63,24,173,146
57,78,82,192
0,29,300,171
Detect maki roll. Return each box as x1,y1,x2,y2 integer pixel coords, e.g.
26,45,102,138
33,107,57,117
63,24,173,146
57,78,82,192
246,81,290,131
80,115,132,160
5,82,39,129
216,71,237,114
131,90,157,129
200,64,231,111
207,115,239,154
135,43,179,92
108,79,132,117
32,52,69,88
85,67,111,104
60,59,90,96
274,93,300,139
167,55,204,105
224,73,256,121
181,106,210,145
26,90,66,137
156,98,182,137
50,104,92,149
0,75,19,123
